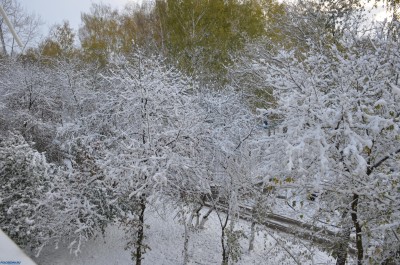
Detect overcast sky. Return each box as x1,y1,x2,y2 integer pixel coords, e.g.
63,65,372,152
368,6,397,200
18,0,389,40
19,0,143,37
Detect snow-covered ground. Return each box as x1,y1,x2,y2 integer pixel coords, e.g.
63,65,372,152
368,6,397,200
31,205,335,265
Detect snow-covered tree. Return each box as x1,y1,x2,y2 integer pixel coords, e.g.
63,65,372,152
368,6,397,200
0,56,95,158
255,27,400,264
57,51,216,265
187,89,268,265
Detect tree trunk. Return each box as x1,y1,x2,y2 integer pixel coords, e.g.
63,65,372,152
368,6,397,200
199,207,213,229
335,225,351,265
135,195,146,265
248,221,256,252
0,22,7,55
351,193,363,265
221,214,229,265
136,52,146,265
221,227,228,265
183,220,190,265
336,208,352,265
193,205,202,228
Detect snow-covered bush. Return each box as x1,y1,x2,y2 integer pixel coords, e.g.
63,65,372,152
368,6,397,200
0,58,117,256
0,132,60,250
0,130,116,258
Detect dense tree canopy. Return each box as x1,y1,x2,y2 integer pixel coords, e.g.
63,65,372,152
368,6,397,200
154,0,266,84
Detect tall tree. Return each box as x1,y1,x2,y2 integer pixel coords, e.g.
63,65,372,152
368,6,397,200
119,2,160,54
155,0,266,86
40,21,76,60
79,4,121,66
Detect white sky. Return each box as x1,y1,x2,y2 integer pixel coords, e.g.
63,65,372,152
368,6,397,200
19,0,143,37
17,0,389,41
